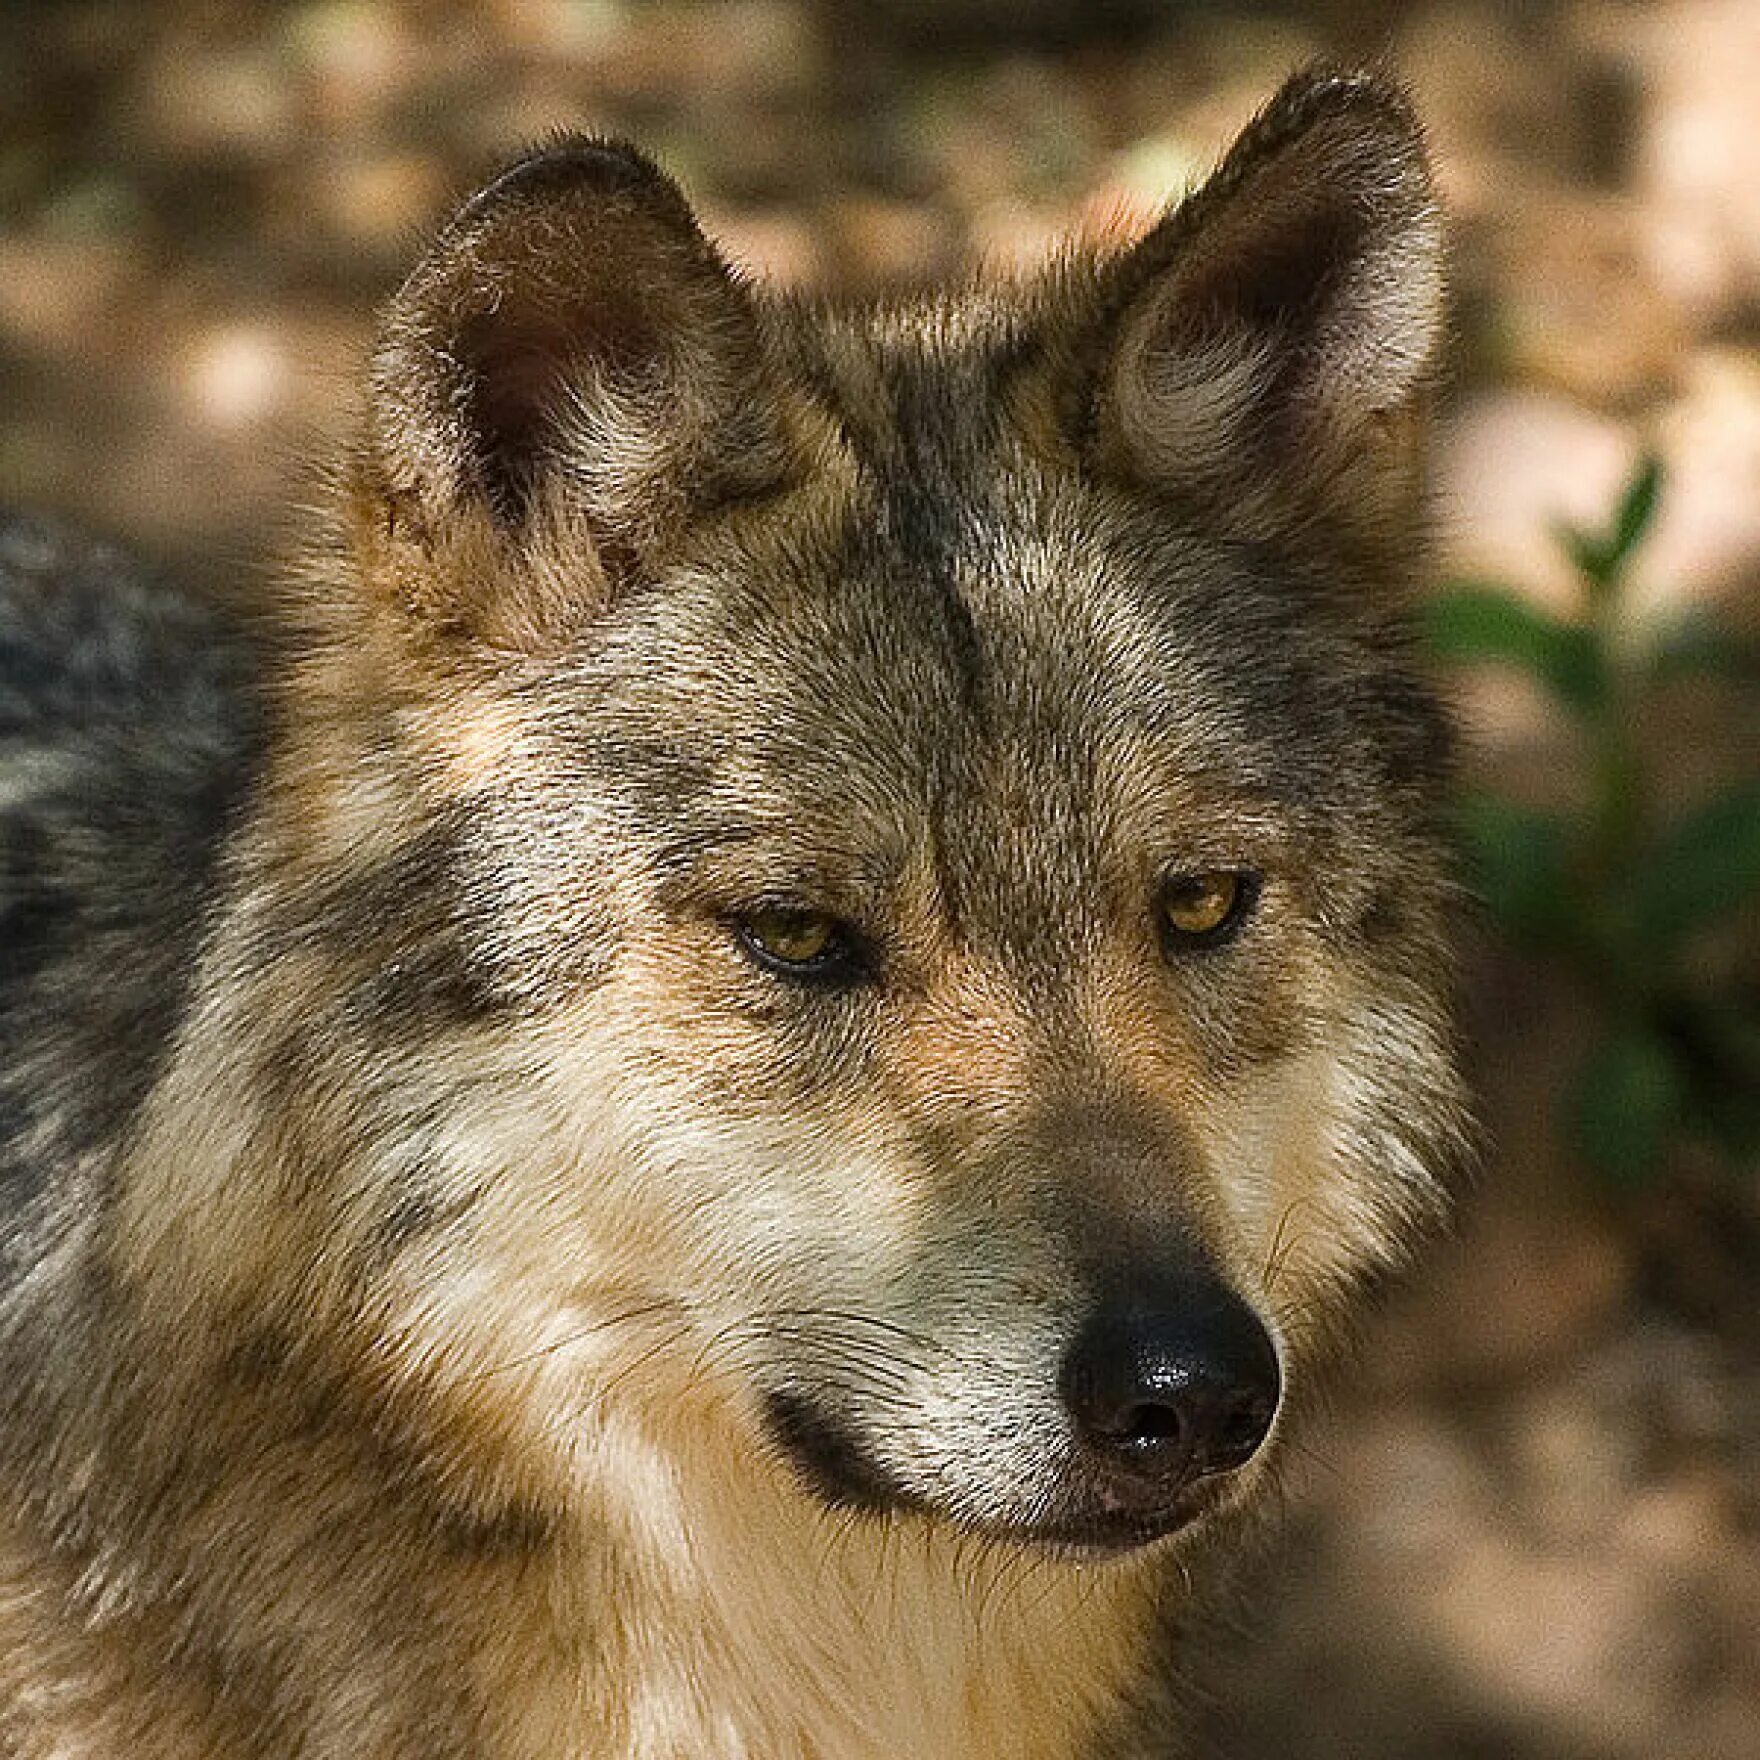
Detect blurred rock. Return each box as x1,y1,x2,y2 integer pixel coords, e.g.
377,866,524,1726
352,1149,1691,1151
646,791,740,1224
1633,0,1760,329
283,1,426,134
1485,184,1688,406
1617,1469,1741,1561
137,44,299,166
1431,390,1629,775
303,150,452,261
486,0,629,60
1437,389,1638,612
1638,346,1760,612
0,238,140,355
1379,1194,1635,1393
181,322,290,435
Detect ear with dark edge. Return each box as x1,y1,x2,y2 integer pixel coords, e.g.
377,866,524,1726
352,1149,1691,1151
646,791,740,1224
361,138,793,647
1086,68,1445,545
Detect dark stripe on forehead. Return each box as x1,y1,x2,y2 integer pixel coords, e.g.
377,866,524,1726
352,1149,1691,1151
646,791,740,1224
792,293,1030,476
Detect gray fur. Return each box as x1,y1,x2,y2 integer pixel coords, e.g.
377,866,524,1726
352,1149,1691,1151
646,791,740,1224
0,514,261,1279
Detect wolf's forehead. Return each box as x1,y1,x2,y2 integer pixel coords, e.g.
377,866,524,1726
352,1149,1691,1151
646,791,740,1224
586,487,1321,885
572,317,1398,867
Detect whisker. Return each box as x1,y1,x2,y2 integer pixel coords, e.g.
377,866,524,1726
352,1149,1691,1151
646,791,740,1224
763,1307,945,1358
1281,1435,1343,1482
457,1297,689,1385
1262,1198,1323,1294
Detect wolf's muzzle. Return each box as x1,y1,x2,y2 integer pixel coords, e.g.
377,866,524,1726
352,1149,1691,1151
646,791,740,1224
1058,1273,1281,1515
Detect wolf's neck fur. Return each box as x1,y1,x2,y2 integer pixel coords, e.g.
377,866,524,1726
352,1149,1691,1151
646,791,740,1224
0,940,1164,1760
479,1427,1160,1760
4,1262,1159,1760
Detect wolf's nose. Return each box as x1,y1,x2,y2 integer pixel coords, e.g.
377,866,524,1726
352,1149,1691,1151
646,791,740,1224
1059,1280,1280,1490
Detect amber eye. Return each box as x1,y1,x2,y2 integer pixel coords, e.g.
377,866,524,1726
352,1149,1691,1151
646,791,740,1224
736,906,863,982
1159,870,1257,949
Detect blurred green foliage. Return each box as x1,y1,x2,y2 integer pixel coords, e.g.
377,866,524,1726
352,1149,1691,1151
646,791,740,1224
1429,459,1760,1187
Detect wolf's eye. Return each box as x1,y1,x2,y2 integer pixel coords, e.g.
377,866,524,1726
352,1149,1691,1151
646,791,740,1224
736,906,864,983
1159,870,1257,949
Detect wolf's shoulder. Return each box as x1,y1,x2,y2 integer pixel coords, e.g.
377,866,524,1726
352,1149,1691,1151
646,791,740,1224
0,515,246,736
0,514,263,1269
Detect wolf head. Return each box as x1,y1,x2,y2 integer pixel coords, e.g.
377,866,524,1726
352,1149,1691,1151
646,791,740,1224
166,69,1466,1559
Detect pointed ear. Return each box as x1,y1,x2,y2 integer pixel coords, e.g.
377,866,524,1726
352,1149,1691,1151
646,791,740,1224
1085,69,1445,545
359,139,795,647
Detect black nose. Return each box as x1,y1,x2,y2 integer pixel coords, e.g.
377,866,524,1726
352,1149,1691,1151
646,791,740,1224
1059,1277,1280,1493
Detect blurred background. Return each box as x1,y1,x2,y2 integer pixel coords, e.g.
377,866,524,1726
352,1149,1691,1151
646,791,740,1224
2,2,1756,1754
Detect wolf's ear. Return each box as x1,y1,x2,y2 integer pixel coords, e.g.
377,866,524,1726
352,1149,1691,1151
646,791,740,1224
361,140,793,646
1086,69,1444,542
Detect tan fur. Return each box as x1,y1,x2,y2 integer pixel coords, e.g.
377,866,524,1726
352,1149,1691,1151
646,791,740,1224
0,68,1468,1759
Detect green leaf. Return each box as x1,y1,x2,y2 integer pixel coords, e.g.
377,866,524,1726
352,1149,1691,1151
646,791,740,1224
1558,453,1664,599
1455,794,1578,942
1569,1025,1686,1186
1610,454,1664,568
1630,780,1760,947
1426,585,1604,711
1558,521,1615,593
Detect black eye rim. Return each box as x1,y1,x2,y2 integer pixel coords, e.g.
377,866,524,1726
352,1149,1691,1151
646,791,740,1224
1158,867,1262,952
732,906,875,988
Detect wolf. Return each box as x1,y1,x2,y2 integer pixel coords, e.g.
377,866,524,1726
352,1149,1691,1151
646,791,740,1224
0,66,1469,1759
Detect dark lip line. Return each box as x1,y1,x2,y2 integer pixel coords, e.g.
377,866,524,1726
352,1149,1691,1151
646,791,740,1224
957,1492,1219,1560
762,1389,1241,1557
799,1468,1219,1560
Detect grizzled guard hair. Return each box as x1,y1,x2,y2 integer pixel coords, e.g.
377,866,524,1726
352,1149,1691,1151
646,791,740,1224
0,68,1468,1760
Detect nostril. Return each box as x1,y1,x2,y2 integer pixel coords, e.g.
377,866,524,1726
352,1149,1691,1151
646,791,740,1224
1113,1399,1185,1451
1060,1276,1281,1490
1207,1385,1279,1470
